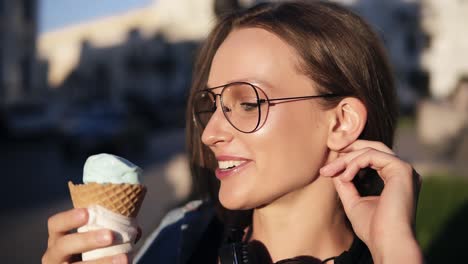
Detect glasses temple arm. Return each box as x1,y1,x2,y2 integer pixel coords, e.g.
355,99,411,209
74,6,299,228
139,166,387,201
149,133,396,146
261,94,342,103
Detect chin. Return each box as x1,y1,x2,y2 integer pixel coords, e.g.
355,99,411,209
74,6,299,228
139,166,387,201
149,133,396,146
218,185,257,210
218,185,273,210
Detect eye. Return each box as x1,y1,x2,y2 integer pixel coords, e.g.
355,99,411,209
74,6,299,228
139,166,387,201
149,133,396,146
195,91,216,110
222,105,232,113
240,102,259,111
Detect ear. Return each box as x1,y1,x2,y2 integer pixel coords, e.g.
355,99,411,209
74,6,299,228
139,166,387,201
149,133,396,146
327,97,367,151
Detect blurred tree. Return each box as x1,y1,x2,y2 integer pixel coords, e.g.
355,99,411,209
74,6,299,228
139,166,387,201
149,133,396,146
425,201,468,263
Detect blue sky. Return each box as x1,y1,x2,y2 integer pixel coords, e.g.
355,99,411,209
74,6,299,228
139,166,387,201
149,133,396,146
39,0,153,33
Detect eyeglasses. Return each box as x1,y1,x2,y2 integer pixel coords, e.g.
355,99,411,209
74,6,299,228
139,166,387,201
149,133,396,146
193,82,341,133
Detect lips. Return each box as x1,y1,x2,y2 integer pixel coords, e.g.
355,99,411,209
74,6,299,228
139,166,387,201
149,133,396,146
215,156,251,180
218,160,246,170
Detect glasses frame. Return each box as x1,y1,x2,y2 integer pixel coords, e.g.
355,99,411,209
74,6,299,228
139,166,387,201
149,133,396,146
193,81,342,133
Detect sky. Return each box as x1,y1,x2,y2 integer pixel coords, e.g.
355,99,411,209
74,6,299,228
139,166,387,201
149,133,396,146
39,0,153,34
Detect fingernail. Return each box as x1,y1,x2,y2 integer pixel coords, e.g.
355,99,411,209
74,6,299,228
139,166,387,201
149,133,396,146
75,208,87,221
96,230,112,244
320,165,331,175
113,254,128,264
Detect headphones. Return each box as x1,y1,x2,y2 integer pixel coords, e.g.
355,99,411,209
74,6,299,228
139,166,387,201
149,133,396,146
218,228,250,264
217,228,276,264
218,228,336,264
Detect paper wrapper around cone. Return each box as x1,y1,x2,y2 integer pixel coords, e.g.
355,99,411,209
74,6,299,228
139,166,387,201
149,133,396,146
68,181,146,218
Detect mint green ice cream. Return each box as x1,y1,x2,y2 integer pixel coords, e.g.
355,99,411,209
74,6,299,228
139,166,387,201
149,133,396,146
83,153,142,184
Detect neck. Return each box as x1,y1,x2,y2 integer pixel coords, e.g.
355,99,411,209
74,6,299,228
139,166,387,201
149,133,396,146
250,176,354,262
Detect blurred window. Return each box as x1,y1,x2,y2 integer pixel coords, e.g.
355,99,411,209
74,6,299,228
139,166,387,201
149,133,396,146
423,33,432,49
0,32,3,91
94,63,110,100
405,32,418,55
21,56,31,93
0,59,3,98
22,0,35,23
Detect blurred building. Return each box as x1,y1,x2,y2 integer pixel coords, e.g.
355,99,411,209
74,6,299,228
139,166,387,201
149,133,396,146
36,0,217,134
38,0,215,89
38,0,468,109
416,0,468,173
0,0,46,106
334,0,468,101
57,32,197,115
332,0,427,112
420,0,468,99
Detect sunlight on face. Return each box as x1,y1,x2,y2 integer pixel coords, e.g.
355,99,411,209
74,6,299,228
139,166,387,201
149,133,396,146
202,28,332,210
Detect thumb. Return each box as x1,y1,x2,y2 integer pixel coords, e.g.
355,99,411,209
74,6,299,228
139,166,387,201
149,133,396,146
332,176,361,218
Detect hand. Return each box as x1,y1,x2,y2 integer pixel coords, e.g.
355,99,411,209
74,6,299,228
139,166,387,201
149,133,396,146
42,208,129,264
320,140,423,264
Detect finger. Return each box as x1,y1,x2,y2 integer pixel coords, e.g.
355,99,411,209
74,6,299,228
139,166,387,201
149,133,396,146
48,229,114,263
328,150,384,208
333,175,381,226
340,149,405,183
320,143,397,178
332,177,361,212
337,150,417,215
321,139,394,177
341,140,395,155
320,147,371,177
42,252,81,264
48,208,88,246
74,253,130,264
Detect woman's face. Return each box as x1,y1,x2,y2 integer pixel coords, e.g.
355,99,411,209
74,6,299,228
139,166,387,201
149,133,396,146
202,27,332,210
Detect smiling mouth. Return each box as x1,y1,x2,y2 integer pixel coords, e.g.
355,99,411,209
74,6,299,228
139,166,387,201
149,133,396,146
218,160,246,170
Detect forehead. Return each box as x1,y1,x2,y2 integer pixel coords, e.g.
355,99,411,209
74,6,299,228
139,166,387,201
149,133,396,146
208,27,304,90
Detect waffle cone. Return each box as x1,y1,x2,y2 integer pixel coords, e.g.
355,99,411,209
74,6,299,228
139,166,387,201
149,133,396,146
68,181,146,217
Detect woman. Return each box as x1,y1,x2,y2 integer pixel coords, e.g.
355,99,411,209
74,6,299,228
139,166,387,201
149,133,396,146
42,1,423,263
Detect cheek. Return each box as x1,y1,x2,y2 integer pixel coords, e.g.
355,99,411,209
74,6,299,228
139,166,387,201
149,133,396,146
257,104,327,156
256,105,329,185
218,105,330,210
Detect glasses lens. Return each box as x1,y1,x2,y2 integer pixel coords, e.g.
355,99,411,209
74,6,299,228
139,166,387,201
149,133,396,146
222,83,267,132
194,90,215,128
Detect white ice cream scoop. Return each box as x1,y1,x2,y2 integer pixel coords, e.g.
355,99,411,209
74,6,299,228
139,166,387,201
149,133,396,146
71,153,145,261
83,153,142,184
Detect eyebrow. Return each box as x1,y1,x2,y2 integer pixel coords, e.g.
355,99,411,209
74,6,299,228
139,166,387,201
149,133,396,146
206,78,275,90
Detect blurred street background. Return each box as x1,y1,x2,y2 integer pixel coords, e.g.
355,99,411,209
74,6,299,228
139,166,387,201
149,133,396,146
0,0,467,263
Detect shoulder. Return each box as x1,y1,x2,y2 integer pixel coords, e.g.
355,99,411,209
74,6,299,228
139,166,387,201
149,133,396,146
134,199,215,263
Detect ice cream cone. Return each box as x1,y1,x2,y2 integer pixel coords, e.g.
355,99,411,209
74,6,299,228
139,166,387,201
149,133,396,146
68,181,146,218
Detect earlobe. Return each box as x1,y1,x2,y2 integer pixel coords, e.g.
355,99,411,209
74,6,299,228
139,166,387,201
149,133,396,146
327,98,367,151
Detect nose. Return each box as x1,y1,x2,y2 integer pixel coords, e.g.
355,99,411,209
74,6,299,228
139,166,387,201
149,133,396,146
201,101,234,147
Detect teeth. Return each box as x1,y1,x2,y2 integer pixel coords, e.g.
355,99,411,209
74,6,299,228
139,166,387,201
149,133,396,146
218,160,244,170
